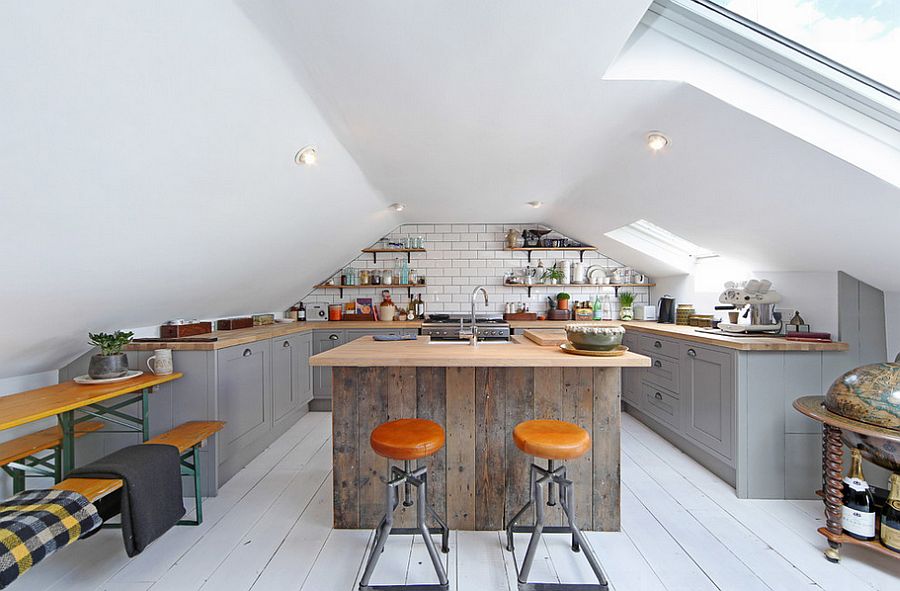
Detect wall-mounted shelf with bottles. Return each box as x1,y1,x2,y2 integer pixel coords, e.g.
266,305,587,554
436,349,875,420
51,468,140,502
314,283,426,299
504,282,655,297
361,248,426,263
505,246,596,263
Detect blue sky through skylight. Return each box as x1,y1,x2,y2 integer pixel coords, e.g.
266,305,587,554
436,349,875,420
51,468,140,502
711,0,900,91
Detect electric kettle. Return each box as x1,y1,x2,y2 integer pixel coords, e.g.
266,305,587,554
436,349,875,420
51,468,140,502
657,295,676,324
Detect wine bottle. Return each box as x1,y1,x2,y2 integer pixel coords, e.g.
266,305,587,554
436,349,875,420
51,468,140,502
842,449,876,541
881,473,900,552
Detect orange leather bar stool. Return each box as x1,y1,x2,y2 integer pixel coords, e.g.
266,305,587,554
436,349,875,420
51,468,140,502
505,420,609,591
358,418,450,591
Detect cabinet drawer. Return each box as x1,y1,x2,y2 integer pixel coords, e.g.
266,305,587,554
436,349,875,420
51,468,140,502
647,353,679,393
642,381,680,430
638,334,679,359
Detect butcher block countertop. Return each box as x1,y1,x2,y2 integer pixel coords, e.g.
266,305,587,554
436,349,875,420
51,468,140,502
125,321,423,351
309,335,651,367
126,319,847,352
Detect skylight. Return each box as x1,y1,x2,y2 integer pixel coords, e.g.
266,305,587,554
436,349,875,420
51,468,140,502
697,0,900,99
605,219,716,271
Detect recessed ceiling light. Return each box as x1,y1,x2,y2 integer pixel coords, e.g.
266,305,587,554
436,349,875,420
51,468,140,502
390,202,406,211
295,145,318,166
646,132,669,152
526,200,544,208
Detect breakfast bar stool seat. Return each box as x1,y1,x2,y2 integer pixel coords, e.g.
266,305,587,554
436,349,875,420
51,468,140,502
506,420,609,591
371,418,445,461
359,419,450,591
513,420,591,461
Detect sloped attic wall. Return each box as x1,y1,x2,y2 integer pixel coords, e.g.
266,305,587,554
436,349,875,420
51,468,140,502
0,1,395,379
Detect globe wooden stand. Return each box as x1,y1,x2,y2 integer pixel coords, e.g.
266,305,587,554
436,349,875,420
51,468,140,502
793,396,900,563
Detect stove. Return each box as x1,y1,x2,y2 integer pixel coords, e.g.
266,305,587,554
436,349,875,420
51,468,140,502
421,315,511,341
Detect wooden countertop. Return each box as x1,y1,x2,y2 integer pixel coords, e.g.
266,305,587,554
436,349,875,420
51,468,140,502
126,319,847,352
618,322,849,351
125,321,423,351
309,335,651,368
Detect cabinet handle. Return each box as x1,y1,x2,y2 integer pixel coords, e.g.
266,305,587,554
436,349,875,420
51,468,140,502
242,348,252,357
687,348,697,357
655,392,663,400
654,341,662,348
283,341,291,348
653,360,662,368
329,334,339,341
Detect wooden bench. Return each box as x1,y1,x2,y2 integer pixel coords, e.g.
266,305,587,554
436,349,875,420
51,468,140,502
0,421,105,493
53,420,225,526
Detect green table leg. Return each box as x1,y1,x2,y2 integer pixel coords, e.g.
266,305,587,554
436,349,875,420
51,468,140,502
141,388,150,442
58,411,75,477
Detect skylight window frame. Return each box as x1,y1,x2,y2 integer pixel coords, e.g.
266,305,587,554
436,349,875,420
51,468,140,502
649,0,900,133
605,219,716,272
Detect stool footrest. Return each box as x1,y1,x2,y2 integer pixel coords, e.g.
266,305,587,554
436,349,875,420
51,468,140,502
387,527,446,536
510,525,573,535
361,585,449,591
516,584,607,591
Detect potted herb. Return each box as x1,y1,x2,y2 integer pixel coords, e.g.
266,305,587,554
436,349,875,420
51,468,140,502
556,292,571,311
87,331,135,379
619,291,635,321
543,267,564,285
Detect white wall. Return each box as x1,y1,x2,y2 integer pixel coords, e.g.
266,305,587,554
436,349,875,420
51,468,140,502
0,1,393,380
302,223,653,317
654,270,839,336
883,291,900,360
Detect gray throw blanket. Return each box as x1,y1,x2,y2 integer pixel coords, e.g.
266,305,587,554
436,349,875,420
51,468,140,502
69,444,185,556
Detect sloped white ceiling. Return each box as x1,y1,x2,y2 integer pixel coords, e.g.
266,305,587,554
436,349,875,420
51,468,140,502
4,1,900,380
0,1,396,378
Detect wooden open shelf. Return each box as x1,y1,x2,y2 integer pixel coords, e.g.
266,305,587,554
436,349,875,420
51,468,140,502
314,283,426,298
504,282,655,297
505,246,596,263
817,527,899,560
361,248,426,263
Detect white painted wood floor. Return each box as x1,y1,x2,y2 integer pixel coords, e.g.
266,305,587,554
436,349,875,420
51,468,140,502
14,411,898,591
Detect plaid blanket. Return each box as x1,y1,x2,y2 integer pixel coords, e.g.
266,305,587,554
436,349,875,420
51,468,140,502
0,489,102,588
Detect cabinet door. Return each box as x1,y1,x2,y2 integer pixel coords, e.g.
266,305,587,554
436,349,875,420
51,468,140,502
217,340,272,461
313,331,344,399
680,344,734,460
273,335,298,423
297,332,313,406
621,333,642,407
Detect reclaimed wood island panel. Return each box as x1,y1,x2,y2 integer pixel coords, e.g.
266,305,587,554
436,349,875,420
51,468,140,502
310,336,650,531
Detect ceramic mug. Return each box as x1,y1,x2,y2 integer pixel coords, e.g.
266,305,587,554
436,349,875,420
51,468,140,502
147,349,174,375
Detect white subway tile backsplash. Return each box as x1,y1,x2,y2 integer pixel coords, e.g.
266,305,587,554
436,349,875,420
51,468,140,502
301,222,651,315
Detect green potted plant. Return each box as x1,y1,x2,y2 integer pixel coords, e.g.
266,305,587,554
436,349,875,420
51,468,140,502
618,291,635,321
87,331,135,379
543,267,564,285
556,292,571,311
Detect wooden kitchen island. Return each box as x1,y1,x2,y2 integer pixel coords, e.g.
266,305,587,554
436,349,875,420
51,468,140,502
309,335,650,532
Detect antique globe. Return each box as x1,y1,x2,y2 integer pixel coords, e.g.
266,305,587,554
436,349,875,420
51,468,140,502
825,362,900,471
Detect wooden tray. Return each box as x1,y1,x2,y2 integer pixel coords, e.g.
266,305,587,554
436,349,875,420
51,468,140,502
523,329,568,347
503,312,537,321
559,343,628,357
160,322,212,339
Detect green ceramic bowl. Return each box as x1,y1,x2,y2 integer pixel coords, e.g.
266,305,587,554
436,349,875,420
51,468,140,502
565,324,625,351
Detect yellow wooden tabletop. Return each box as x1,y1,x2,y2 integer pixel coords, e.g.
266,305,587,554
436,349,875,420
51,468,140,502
0,372,183,431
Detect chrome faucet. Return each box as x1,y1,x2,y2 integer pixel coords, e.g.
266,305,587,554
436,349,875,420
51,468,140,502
463,286,489,346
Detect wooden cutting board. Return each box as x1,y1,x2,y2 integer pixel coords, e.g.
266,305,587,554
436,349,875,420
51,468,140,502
523,329,568,347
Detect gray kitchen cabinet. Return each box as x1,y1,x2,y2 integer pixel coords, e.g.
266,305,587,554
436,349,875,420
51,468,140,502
679,344,734,461
273,332,313,427
621,332,642,408
312,330,345,409
217,340,273,464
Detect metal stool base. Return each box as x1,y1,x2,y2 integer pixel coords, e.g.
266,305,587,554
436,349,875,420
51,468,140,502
505,461,609,591
359,462,450,591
